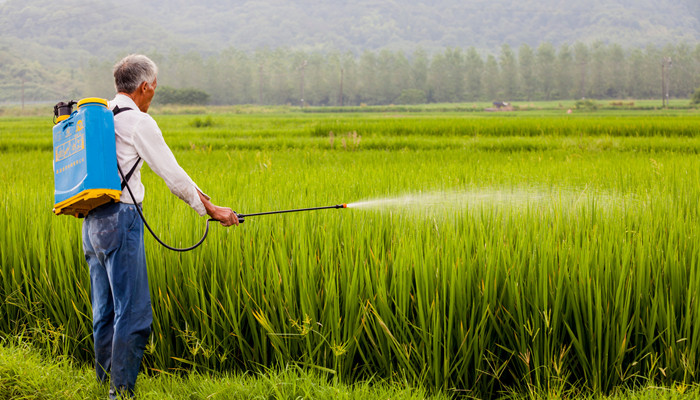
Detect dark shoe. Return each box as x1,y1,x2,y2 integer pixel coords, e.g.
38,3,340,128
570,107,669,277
109,386,134,399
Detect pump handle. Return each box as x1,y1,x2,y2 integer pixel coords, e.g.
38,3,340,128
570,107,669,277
53,100,77,124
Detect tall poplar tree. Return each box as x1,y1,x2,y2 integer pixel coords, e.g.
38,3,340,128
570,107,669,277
518,44,535,101
499,44,518,100
535,42,556,100
573,42,590,99
555,44,574,100
464,47,484,101
482,54,500,101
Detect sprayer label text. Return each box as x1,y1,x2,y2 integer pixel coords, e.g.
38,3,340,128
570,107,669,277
55,157,85,175
55,134,85,162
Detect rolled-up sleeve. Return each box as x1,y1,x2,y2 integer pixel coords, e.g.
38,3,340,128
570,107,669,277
132,116,208,216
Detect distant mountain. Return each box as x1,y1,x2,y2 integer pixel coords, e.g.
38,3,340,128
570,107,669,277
1,0,699,68
1,0,699,104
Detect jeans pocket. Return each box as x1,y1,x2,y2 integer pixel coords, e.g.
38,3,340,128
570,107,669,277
88,212,120,254
124,204,142,233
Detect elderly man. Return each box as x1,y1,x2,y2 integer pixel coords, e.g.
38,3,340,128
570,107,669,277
82,54,238,399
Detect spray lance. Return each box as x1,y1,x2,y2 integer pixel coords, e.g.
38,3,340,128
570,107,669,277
118,164,348,252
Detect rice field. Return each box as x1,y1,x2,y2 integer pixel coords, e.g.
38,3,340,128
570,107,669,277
1,109,700,398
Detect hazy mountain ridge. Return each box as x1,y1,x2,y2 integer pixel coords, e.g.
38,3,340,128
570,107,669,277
2,0,699,66
1,0,699,104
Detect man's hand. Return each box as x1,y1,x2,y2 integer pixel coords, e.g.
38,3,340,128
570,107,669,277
207,204,240,227
198,191,239,227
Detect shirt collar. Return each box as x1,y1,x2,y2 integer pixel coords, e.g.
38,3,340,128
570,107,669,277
111,93,139,111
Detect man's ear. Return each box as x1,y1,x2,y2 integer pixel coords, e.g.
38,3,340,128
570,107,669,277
139,81,149,93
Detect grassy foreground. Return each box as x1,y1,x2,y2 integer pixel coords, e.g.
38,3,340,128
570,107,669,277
0,339,448,400
1,340,697,400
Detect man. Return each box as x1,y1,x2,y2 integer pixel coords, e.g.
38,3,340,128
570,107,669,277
82,54,238,399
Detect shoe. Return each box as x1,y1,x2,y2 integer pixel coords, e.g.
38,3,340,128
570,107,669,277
109,387,134,399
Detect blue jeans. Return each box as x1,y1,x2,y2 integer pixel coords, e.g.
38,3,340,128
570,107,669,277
82,202,152,397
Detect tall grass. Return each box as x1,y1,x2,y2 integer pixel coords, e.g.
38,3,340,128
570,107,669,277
1,112,700,397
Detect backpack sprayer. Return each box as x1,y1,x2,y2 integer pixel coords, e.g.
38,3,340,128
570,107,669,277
52,98,347,251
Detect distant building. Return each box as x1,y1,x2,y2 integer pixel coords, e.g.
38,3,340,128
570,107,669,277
485,101,513,112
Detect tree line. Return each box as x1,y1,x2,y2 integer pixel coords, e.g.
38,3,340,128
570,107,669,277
66,42,700,106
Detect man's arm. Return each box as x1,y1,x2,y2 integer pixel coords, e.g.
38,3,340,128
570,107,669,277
132,116,231,219
198,191,239,227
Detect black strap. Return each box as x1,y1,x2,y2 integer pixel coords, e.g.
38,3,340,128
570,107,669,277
112,106,140,190
112,105,132,116
120,158,141,190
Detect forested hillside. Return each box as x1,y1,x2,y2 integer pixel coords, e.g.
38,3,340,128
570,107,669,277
1,0,699,104
2,0,699,60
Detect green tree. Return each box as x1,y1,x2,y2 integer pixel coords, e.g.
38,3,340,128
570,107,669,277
325,51,345,106
573,42,590,99
518,44,535,101
641,44,663,101
608,44,626,98
171,52,207,92
535,42,556,100
482,54,500,101
376,49,403,104
357,50,378,104
338,51,358,106
589,41,607,98
691,87,700,104
626,48,646,99
252,48,272,104
269,48,297,105
82,59,114,100
217,47,254,104
304,52,330,106
391,51,413,103
464,47,484,101
499,44,518,100
668,43,694,98
396,88,427,104
428,48,465,103
411,48,429,94
693,44,700,93
555,44,574,100
155,86,210,105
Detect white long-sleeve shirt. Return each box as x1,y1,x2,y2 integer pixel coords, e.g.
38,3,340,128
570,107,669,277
110,94,208,216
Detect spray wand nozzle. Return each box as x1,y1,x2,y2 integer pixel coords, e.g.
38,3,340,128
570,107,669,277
234,203,347,223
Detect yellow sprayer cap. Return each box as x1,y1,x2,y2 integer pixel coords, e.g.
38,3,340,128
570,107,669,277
77,97,108,108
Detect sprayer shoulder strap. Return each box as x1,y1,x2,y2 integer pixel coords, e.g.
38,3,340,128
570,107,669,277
112,106,141,189
112,105,132,116
120,158,141,190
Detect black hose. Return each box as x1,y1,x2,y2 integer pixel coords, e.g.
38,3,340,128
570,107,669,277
118,163,214,252
117,162,344,251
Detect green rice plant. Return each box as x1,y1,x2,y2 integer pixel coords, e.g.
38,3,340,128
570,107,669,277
2,111,700,398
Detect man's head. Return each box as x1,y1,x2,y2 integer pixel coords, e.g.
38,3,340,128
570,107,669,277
113,54,158,112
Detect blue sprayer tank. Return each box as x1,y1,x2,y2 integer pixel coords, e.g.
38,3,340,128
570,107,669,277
53,97,121,218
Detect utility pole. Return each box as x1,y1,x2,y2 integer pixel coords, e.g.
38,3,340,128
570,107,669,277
300,60,307,108
258,64,263,105
579,62,586,99
21,77,25,111
661,57,672,108
339,67,344,107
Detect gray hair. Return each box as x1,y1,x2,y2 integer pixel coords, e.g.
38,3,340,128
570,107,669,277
113,54,158,94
